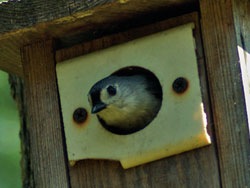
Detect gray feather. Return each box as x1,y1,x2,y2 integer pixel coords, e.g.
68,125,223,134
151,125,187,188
88,74,162,135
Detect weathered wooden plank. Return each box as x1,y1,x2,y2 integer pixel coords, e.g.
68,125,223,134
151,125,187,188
58,13,221,188
56,12,201,62
0,0,197,77
0,0,196,34
233,0,250,134
200,0,250,187
0,38,22,76
21,39,70,187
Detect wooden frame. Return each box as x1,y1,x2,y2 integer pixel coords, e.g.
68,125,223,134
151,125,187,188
200,1,250,187
21,40,70,187
0,0,197,77
56,12,221,187
2,0,249,187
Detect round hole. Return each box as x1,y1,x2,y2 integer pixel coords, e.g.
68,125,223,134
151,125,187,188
73,108,88,124
172,77,188,94
94,66,163,135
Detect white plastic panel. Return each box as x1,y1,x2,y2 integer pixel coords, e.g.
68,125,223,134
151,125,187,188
56,23,211,169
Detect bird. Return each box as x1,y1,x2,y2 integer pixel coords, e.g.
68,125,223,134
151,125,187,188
88,67,162,135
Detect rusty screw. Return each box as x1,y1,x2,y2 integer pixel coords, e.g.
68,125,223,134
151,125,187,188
172,77,188,94
73,108,88,123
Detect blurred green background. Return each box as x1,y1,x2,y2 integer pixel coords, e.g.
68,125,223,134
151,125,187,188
0,70,22,187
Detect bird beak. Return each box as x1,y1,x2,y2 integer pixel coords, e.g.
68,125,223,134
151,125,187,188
91,103,107,114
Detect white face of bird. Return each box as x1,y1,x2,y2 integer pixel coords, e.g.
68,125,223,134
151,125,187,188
88,82,123,114
99,83,123,108
88,75,147,114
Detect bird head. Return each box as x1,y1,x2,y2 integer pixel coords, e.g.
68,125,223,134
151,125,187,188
87,73,162,134
88,76,124,114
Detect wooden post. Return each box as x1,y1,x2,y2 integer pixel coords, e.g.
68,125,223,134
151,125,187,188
21,39,70,187
200,0,250,187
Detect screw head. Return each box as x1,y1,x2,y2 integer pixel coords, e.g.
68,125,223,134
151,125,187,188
172,77,188,94
73,108,88,123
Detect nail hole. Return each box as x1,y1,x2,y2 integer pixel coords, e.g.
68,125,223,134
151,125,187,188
172,77,189,94
73,108,88,124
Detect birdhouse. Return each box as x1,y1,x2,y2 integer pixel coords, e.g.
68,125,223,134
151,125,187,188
0,0,249,187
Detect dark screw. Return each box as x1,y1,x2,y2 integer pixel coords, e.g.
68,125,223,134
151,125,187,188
172,77,188,94
73,108,88,123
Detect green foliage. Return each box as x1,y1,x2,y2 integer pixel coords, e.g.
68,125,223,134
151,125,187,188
0,71,21,187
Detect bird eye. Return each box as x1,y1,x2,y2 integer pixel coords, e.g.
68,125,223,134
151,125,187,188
107,85,116,96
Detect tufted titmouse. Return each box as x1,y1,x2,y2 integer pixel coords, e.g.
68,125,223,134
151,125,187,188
88,69,162,135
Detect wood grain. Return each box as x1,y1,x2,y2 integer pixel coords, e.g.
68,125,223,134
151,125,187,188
0,0,196,34
0,0,197,77
59,13,221,188
56,12,201,62
233,0,250,134
21,39,70,187
200,0,250,187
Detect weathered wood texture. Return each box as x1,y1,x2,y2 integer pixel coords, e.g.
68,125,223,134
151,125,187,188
200,0,250,187
5,1,250,187
233,0,250,134
21,40,70,187
57,13,221,188
56,12,199,62
233,0,250,50
0,0,197,77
